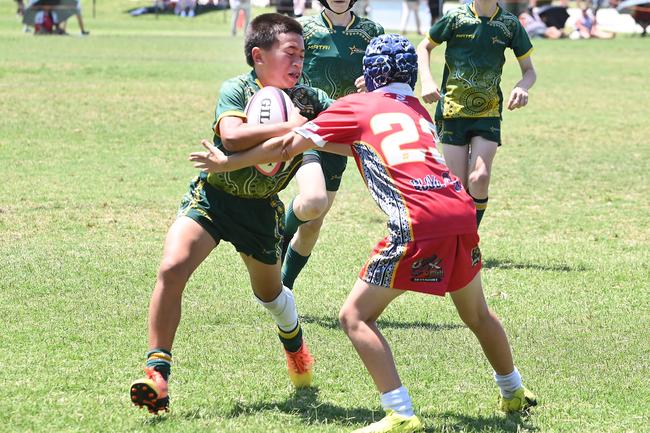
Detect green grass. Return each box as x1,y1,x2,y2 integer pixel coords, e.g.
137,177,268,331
1,2,649,432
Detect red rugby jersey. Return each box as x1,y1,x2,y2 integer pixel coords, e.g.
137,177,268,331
296,91,477,242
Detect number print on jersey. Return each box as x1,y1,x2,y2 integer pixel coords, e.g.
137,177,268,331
369,113,445,166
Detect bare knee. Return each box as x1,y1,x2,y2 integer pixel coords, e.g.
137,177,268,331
458,306,495,331
297,193,329,221
468,168,491,194
156,258,192,293
339,307,364,335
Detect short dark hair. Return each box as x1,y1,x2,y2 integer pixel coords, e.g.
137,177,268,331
244,13,303,67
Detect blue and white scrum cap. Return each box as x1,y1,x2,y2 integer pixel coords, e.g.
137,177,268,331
363,34,418,92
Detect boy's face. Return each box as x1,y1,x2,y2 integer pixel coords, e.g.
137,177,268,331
325,0,352,14
254,32,305,89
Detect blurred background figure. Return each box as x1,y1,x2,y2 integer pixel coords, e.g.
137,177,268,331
352,0,369,16
428,0,443,24
57,0,89,35
276,0,295,15
176,0,197,17
294,0,306,17
519,6,563,38
572,3,616,38
401,0,422,34
229,0,250,35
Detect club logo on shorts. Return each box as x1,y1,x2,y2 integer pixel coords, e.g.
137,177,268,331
471,246,481,267
411,255,444,283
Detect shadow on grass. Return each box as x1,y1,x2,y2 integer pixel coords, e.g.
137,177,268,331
483,258,585,272
301,314,465,332
429,411,538,433
228,386,378,427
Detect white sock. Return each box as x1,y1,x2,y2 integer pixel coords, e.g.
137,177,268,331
380,386,414,417
494,367,522,398
256,286,298,332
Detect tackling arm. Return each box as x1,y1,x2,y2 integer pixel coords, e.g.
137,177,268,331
189,131,318,173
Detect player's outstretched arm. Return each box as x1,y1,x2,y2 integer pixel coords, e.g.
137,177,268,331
416,38,441,104
507,56,537,110
218,109,307,152
189,131,316,173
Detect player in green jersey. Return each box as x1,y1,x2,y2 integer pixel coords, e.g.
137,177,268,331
416,0,537,228
280,0,384,290
129,13,330,414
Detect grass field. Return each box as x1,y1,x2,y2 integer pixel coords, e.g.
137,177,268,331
1,2,649,432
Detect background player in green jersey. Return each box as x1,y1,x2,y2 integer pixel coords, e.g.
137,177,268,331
416,0,537,228
129,13,331,414
281,0,384,290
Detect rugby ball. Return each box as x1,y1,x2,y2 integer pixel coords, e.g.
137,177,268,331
245,87,295,177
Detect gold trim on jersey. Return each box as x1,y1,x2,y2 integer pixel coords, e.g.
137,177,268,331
346,14,357,31
427,34,441,46
321,11,356,30
516,47,534,60
214,110,247,135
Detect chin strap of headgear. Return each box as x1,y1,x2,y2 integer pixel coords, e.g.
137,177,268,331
318,0,357,14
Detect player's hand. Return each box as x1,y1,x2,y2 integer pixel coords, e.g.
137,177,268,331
355,75,367,93
507,87,529,110
421,82,441,104
287,109,307,128
189,139,229,173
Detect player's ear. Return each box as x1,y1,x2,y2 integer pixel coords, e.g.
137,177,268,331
251,47,264,65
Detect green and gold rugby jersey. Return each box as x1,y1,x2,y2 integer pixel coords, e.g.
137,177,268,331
209,70,332,199
299,12,384,99
428,2,533,120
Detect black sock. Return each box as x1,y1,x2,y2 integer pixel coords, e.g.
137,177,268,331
472,196,488,228
278,322,303,353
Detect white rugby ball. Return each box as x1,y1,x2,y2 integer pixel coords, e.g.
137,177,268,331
244,87,295,176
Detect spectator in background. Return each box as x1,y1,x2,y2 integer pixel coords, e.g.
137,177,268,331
176,0,197,17
59,0,89,35
519,7,563,38
229,0,251,36
401,0,423,35
428,0,443,24
294,0,306,17
572,4,615,38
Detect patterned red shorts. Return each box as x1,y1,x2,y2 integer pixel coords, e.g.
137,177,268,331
359,233,482,296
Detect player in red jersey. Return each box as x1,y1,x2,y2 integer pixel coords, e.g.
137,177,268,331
190,34,537,433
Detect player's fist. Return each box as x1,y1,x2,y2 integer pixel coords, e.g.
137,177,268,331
355,75,367,93
507,87,529,110
421,82,441,104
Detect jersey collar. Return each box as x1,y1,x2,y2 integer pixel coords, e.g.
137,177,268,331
250,70,264,89
321,11,357,30
469,1,500,21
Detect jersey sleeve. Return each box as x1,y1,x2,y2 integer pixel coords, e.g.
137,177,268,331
510,18,534,60
374,22,385,37
212,79,247,136
294,99,359,147
428,11,454,45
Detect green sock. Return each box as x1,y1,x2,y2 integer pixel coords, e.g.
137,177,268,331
284,198,308,241
146,348,172,381
282,245,310,290
278,322,303,353
472,195,488,228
